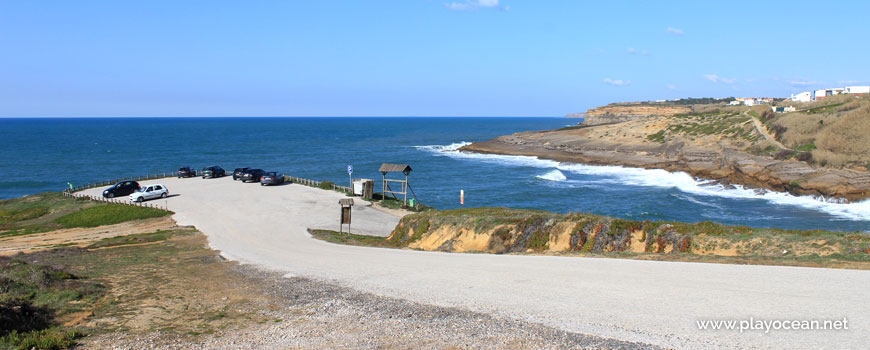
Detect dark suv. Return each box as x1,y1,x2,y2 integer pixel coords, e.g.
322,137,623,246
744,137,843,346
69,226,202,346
177,167,196,178
232,167,250,181
240,169,266,183
102,181,140,198
201,166,226,179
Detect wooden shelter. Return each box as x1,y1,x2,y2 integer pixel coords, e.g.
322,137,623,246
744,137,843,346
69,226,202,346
379,163,412,204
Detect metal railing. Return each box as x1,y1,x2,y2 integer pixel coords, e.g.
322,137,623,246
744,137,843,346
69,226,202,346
284,176,352,194
62,187,170,210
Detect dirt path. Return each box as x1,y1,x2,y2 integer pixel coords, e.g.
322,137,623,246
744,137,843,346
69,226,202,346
0,216,176,256
749,113,791,150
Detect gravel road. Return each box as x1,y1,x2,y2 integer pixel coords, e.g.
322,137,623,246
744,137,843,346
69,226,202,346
80,177,870,349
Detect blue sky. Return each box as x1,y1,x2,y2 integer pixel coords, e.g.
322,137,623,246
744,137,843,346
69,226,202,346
1,0,868,117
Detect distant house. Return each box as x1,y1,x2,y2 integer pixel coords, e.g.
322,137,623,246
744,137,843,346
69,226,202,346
845,86,870,95
790,91,812,103
815,88,846,100
771,106,796,113
736,97,773,106
729,100,741,106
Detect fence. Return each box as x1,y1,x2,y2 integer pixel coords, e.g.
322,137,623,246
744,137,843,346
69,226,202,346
62,189,170,210
66,172,179,193
61,172,355,210
284,176,353,194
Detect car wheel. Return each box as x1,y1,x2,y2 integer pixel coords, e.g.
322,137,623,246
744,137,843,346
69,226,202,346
137,197,144,203
161,193,167,198
260,182,265,186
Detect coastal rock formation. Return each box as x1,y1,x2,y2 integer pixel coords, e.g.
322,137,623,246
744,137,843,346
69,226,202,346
459,116,870,201
582,105,692,125
387,208,869,261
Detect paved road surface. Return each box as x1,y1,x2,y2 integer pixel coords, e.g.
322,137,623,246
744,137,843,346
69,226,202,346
81,177,870,349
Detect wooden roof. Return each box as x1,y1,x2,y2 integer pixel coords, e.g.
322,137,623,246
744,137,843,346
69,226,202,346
379,163,412,173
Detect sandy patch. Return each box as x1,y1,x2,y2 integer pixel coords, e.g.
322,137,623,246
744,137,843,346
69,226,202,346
0,216,176,256
547,222,575,252
628,230,647,253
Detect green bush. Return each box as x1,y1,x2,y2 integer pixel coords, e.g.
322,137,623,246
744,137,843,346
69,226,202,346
318,181,335,190
55,204,170,228
2,328,83,350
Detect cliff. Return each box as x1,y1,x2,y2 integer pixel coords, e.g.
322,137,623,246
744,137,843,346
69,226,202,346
383,208,870,267
582,105,692,126
459,111,870,201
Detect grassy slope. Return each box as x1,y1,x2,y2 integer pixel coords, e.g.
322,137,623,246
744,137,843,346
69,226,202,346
0,193,171,238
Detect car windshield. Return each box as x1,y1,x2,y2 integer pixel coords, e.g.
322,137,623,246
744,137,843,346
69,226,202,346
266,172,277,176
137,187,147,192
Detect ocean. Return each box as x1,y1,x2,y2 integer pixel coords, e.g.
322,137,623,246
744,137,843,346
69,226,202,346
2,117,869,232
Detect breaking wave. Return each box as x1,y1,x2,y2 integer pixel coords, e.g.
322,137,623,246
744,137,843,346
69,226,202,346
537,170,567,182
415,142,870,221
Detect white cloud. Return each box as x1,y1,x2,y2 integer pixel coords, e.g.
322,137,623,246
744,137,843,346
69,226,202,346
790,80,817,86
445,0,506,10
626,47,649,56
667,84,678,91
840,80,861,85
666,27,684,35
704,74,736,84
603,78,629,86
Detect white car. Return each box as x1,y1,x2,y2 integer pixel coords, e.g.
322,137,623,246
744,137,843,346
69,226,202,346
130,184,169,202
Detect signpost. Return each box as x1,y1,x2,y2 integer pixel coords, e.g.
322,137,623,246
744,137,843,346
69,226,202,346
347,165,353,190
339,198,354,234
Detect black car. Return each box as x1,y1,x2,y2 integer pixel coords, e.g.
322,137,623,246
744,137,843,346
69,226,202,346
240,168,266,183
232,167,250,181
177,167,196,178
102,180,140,198
202,166,226,179
260,172,285,186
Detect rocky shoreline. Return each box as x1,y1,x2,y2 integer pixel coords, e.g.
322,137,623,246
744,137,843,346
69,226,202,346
460,128,870,202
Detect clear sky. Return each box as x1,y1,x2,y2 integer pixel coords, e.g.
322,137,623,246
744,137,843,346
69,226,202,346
1,0,868,117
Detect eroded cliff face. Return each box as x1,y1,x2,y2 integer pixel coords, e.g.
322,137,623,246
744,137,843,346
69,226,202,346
582,105,692,126
386,208,870,259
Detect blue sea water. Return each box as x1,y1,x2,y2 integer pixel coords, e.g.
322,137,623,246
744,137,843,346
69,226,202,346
1,117,869,232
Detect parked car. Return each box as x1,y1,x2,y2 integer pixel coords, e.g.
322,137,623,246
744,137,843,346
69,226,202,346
129,184,168,202
232,167,250,181
240,168,266,183
177,167,196,178
260,172,285,186
103,180,140,198
201,166,226,179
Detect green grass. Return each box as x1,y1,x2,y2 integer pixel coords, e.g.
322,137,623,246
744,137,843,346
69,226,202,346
1,329,84,350
308,229,389,247
86,229,182,249
55,204,170,228
795,142,817,152
646,130,666,143
1,193,109,238
0,206,49,224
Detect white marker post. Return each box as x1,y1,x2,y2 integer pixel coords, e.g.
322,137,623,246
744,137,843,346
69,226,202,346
460,189,464,208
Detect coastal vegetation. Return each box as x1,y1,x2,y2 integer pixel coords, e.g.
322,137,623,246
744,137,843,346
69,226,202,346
310,207,870,269
0,193,171,238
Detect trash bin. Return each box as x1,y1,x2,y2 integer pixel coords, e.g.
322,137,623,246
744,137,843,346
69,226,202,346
409,198,415,207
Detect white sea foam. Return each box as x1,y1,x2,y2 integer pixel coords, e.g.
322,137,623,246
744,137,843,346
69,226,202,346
415,141,870,221
537,170,567,182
